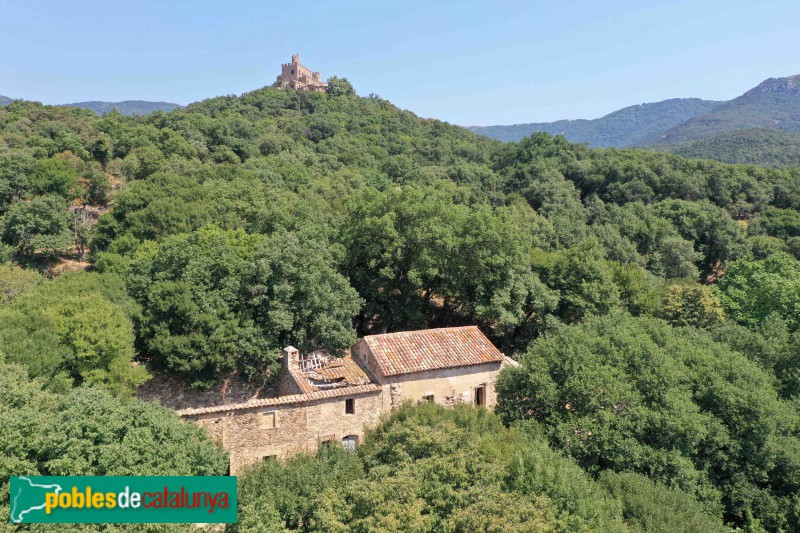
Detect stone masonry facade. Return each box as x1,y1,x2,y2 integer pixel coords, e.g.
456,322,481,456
276,54,327,92
178,326,516,474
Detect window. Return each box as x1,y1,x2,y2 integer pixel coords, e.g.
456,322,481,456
345,398,355,414
290,69,295,74
474,386,486,407
259,411,276,429
422,394,434,403
342,435,358,452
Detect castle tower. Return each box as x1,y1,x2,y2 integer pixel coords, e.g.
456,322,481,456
276,54,327,93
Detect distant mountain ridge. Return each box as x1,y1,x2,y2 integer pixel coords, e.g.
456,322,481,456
469,98,723,147
0,95,181,116
471,74,800,168
652,75,800,144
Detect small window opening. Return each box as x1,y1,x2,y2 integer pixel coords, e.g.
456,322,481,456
345,398,355,414
422,394,435,403
474,386,486,407
342,435,358,452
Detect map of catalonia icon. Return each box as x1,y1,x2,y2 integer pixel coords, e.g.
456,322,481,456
10,476,63,523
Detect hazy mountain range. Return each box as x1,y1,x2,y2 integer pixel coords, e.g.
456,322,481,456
470,74,800,167
469,98,724,147
655,75,800,143
0,96,181,116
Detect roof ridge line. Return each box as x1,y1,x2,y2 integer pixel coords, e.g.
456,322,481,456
362,325,478,339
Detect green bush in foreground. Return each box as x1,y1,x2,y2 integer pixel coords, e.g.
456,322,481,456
497,313,800,530
0,360,228,531
234,404,725,532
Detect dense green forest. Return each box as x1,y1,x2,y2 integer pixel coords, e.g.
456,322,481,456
2,80,800,530
660,128,800,168
234,404,728,533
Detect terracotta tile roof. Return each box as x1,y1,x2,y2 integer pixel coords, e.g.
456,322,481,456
361,326,503,377
176,383,381,417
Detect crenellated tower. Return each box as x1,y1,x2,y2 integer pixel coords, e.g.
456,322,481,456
276,54,327,92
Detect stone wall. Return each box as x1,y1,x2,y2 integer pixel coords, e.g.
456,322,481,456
189,389,384,474
182,329,508,473
277,55,326,92
351,341,502,411
378,363,501,411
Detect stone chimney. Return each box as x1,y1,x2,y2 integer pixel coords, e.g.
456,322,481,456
283,346,300,371
278,346,303,396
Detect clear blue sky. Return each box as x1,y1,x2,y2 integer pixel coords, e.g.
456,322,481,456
1,0,798,125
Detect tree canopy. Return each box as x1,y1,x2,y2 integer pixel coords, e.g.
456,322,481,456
3,82,800,529
0,271,146,395
234,404,727,533
0,360,227,529
496,313,800,531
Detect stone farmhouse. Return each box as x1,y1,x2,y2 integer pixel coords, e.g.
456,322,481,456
276,54,327,92
178,326,515,474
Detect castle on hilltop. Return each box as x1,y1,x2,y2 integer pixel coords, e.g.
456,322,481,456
276,54,327,92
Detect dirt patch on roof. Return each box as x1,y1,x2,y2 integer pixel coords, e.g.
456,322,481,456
137,370,277,411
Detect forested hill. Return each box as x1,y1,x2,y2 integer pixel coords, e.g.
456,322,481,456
661,127,800,167
3,81,800,530
468,98,722,146
58,100,182,116
0,94,181,115
472,74,800,168
649,74,800,167
654,74,800,144
472,74,800,148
